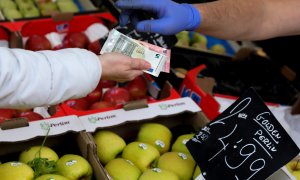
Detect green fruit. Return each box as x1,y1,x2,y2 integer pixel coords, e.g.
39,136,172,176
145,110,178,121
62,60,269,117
39,2,59,16
190,33,207,46
0,162,34,180
19,146,59,164
57,1,79,13
56,154,93,180
21,6,40,18
210,44,226,54
0,0,17,10
94,130,126,165
105,158,141,180
122,142,160,172
193,166,201,180
139,168,179,180
157,152,196,180
137,123,172,154
3,9,23,19
171,133,195,155
191,42,207,50
36,174,69,180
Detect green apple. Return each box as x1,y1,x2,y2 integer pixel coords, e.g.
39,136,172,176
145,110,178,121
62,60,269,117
19,146,59,164
286,160,300,179
157,152,196,180
193,166,201,180
0,0,17,10
57,1,79,13
122,141,160,172
176,31,190,47
39,2,59,16
105,158,141,180
191,42,207,50
137,123,172,154
190,33,207,46
210,44,226,54
93,130,126,165
56,154,93,180
171,133,195,155
36,174,69,180
3,9,23,20
139,168,179,180
0,161,34,180
21,6,40,18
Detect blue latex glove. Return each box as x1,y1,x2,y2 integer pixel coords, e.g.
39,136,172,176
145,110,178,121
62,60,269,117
115,0,201,35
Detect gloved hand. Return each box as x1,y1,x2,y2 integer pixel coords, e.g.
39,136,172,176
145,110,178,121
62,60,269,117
115,0,201,35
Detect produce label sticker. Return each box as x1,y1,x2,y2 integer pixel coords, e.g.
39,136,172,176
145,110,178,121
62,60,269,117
186,88,300,180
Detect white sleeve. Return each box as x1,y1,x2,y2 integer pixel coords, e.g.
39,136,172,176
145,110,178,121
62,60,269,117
0,47,101,109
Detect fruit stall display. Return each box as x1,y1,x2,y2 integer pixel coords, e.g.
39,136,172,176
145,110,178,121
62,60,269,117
0,0,98,21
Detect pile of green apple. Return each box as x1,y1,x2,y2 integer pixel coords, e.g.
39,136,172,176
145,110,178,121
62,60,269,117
0,145,93,180
0,0,80,20
176,31,227,54
285,158,300,179
93,123,202,180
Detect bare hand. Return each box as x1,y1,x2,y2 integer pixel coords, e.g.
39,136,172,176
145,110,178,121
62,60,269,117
99,52,151,82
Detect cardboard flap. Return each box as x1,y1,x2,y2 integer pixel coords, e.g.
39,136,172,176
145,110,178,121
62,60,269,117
196,77,215,95
51,12,74,22
0,118,29,130
123,99,148,111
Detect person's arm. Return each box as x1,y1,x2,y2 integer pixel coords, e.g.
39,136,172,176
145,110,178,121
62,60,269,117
116,0,300,40
0,48,101,109
195,0,300,40
0,48,151,109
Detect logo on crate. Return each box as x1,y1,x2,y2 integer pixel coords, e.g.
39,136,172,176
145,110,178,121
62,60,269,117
88,115,117,124
158,102,186,110
56,23,70,33
180,85,201,105
40,121,70,130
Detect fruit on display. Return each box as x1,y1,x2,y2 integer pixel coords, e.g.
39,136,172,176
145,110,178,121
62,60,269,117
57,0,79,13
105,158,141,180
93,130,126,165
84,88,103,104
0,0,17,10
56,154,93,180
89,101,114,110
171,133,195,155
35,174,69,180
20,6,40,18
157,152,196,180
139,168,179,180
25,35,52,51
0,161,34,180
137,123,172,154
38,2,59,16
190,33,207,47
175,31,189,47
122,141,160,172
19,146,59,164
88,40,102,55
193,166,201,180
286,159,300,179
63,32,89,49
65,98,90,111
18,111,44,121
102,87,131,106
97,80,117,89
126,75,148,100
210,44,226,54
2,8,23,19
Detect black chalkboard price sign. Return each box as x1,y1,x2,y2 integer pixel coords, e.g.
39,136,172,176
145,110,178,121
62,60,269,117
186,88,300,180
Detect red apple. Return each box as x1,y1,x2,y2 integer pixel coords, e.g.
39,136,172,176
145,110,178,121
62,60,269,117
89,101,115,110
97,80,117,89
102,87,130,105
0,109,17,123
63,32,89,49
18,111,44,122
25,35,52,51
85,88,102,104
65,98,89,111
88,40,102,55
126,75,148,100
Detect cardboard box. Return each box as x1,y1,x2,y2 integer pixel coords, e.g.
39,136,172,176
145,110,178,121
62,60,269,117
83,97,209,180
